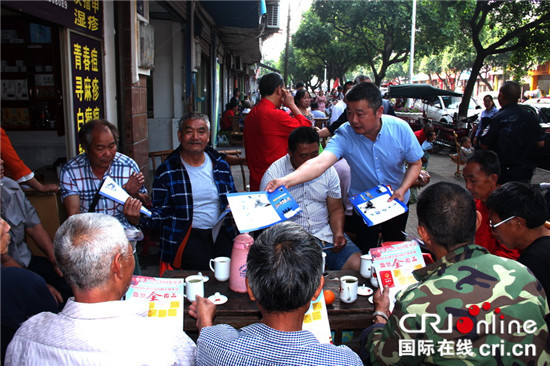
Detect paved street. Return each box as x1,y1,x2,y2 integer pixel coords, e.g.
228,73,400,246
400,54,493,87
140,146,550,276
404,152,550,234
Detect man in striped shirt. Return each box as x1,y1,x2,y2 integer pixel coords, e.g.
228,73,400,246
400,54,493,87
59,120,146,230
260,127,361,271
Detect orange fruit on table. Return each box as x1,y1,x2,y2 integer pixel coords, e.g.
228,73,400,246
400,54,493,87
324,290,335,305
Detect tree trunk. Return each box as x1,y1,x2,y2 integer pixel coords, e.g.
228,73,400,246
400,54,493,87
459,53,486,117
479,75,492,91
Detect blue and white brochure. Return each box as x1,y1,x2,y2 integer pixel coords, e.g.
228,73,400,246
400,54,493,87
99,176,152,217
349,185,407,227
227,186,301,233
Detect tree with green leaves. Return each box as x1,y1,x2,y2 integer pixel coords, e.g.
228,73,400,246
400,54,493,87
311,0,456,86
451,0,550,116
291,10,363,90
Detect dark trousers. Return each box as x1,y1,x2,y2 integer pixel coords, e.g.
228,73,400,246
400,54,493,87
180,227,233,270
348,210,409,253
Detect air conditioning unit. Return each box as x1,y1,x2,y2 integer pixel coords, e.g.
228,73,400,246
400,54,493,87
266,3,280,29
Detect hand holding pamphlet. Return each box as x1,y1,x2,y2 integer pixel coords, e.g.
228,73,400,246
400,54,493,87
226,186,301,233
370,241,426,311
99,176,152,217
349,185,407,227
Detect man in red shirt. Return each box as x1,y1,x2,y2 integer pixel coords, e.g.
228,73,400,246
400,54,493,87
413,123,434,145
221,101,239,131
463,150,520,259
244,72,311,191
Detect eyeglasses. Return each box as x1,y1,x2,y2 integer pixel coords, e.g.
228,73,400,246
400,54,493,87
489,216,515,230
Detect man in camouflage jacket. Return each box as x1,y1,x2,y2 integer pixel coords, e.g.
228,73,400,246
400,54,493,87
362,182,550,365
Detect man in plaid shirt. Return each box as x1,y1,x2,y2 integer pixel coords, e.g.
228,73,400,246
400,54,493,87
146,113,236,273
59,120,146,231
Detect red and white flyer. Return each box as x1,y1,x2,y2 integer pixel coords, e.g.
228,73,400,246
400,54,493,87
370,241,426,311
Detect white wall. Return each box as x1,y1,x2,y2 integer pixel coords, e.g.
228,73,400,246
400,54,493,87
147,19,184,154
6,131,66,170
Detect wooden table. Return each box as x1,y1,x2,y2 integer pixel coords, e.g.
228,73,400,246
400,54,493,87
163,269,375,348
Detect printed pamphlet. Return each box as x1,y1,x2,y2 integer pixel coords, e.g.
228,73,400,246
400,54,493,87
303,289,332,344
99,176,152,217
125,275,185,328
227,186,301,233
349,185,407,227
370,241,426,311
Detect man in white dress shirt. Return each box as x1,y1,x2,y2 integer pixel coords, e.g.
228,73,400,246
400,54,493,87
261,127,361,270
5,213,196,366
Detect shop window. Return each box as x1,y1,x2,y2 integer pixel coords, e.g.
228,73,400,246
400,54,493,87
1,14,64,134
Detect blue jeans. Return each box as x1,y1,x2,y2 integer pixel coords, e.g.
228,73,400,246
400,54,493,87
315,234,361,270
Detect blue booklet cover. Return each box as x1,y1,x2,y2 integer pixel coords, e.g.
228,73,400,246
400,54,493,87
349,185,408,227
227,185,302,233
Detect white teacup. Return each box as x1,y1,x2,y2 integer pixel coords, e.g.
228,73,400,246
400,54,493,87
340,275,358,304
185,275,205,302
360,254,373,279
209,256,231,281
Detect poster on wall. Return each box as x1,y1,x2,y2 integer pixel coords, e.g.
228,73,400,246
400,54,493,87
70,32,104,153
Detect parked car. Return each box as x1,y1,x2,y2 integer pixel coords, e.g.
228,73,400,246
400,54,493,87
520,97,550,124
517,101,550,171
414,95,482,124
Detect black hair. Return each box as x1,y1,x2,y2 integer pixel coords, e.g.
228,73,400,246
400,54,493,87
311,102,319,109
417,182,477,249
486,182,549,229
78,119,119,151
294,89,310,106
295,82,304,89
466,150,500,178
259,72,284,97
500,81,521,103
483,94,495,109
247,222,323,312
345,82,382,111
288,127,319,152
354,75,371,85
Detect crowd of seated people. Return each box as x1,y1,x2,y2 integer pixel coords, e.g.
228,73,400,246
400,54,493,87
2,73,549,365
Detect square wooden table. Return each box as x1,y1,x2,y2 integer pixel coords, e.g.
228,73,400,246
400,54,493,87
163,269,375,348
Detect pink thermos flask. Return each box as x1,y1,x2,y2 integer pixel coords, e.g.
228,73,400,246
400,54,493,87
229,233,254,293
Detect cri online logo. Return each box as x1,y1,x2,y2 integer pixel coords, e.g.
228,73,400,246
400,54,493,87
399,301,538,335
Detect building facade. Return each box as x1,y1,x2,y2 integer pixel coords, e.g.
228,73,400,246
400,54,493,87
1,0,280,187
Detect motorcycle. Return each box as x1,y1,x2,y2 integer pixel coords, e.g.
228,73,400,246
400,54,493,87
430,113,479,154
388,84,480,154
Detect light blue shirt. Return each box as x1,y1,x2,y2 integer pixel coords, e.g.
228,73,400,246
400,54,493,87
325,115,424,203
311,109,327,119
182,153,221,229
195,323,362,366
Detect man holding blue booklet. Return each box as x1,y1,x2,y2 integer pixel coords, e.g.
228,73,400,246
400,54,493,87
266,82,423,252
261,127,361,270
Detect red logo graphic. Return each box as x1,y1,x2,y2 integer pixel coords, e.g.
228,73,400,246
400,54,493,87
456,301,502,334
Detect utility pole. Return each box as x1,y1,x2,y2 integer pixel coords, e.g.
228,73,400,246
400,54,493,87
409,0,417,84
283,2,291,87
